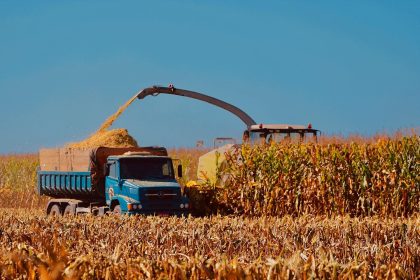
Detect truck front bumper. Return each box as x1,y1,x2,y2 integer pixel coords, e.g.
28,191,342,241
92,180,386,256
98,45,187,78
126,209,190,217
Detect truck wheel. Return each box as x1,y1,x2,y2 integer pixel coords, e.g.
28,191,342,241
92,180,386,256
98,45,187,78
64,205,75,215
113,205,122,214
49,204,62,216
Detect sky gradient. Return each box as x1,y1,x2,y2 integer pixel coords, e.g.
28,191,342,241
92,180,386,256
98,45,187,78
0,1,419,153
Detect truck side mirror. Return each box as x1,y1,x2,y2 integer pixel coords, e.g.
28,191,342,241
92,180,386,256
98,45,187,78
177,164,183,178
104,163,110,176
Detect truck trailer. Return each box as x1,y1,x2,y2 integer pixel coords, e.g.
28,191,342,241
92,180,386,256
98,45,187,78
37,146,190,216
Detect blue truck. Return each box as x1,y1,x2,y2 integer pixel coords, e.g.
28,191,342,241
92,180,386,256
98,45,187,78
37,146,190,216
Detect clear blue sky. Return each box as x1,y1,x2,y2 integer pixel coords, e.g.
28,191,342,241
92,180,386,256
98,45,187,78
0,1,419,153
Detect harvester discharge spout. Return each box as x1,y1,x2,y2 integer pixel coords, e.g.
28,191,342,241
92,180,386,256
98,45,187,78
136,85,257,128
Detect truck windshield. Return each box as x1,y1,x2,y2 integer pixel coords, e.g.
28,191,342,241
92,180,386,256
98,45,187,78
120,158,174,181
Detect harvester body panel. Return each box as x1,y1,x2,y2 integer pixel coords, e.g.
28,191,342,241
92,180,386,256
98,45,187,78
197,144,234,184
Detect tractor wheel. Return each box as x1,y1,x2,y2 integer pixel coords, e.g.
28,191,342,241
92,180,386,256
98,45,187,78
49,204,62,216
64,205,75,216
113,205,122,215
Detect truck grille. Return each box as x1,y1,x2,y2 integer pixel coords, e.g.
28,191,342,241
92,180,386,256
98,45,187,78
144,189,178,200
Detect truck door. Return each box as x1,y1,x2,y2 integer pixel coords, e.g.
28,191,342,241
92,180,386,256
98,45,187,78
105,160,119,204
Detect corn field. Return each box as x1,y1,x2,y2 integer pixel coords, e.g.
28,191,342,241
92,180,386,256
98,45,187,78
0,135,419,279
0,154,47,209
0,209,418,279
198,136,419,217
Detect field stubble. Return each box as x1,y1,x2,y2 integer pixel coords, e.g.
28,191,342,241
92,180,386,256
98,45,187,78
0,209,418,279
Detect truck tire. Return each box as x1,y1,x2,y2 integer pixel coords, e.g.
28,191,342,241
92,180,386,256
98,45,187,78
113,205,122,214
64,205,75,215
50,204,62,216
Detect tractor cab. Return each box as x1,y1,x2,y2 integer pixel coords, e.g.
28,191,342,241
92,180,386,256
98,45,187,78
246,124,318,144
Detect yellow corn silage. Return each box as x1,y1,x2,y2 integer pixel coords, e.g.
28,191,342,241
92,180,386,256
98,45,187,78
67,94,139,148
66,128,138,148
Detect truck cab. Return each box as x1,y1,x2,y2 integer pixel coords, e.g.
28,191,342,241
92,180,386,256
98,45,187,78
105,153,190,215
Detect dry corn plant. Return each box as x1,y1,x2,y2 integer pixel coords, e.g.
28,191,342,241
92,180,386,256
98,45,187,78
0,209,418,279
0,154,47,209
210,135,419,217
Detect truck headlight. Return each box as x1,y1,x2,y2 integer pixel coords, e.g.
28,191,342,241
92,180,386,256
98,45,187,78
180,203,184,209
185,203,189,209
128,203,141,211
